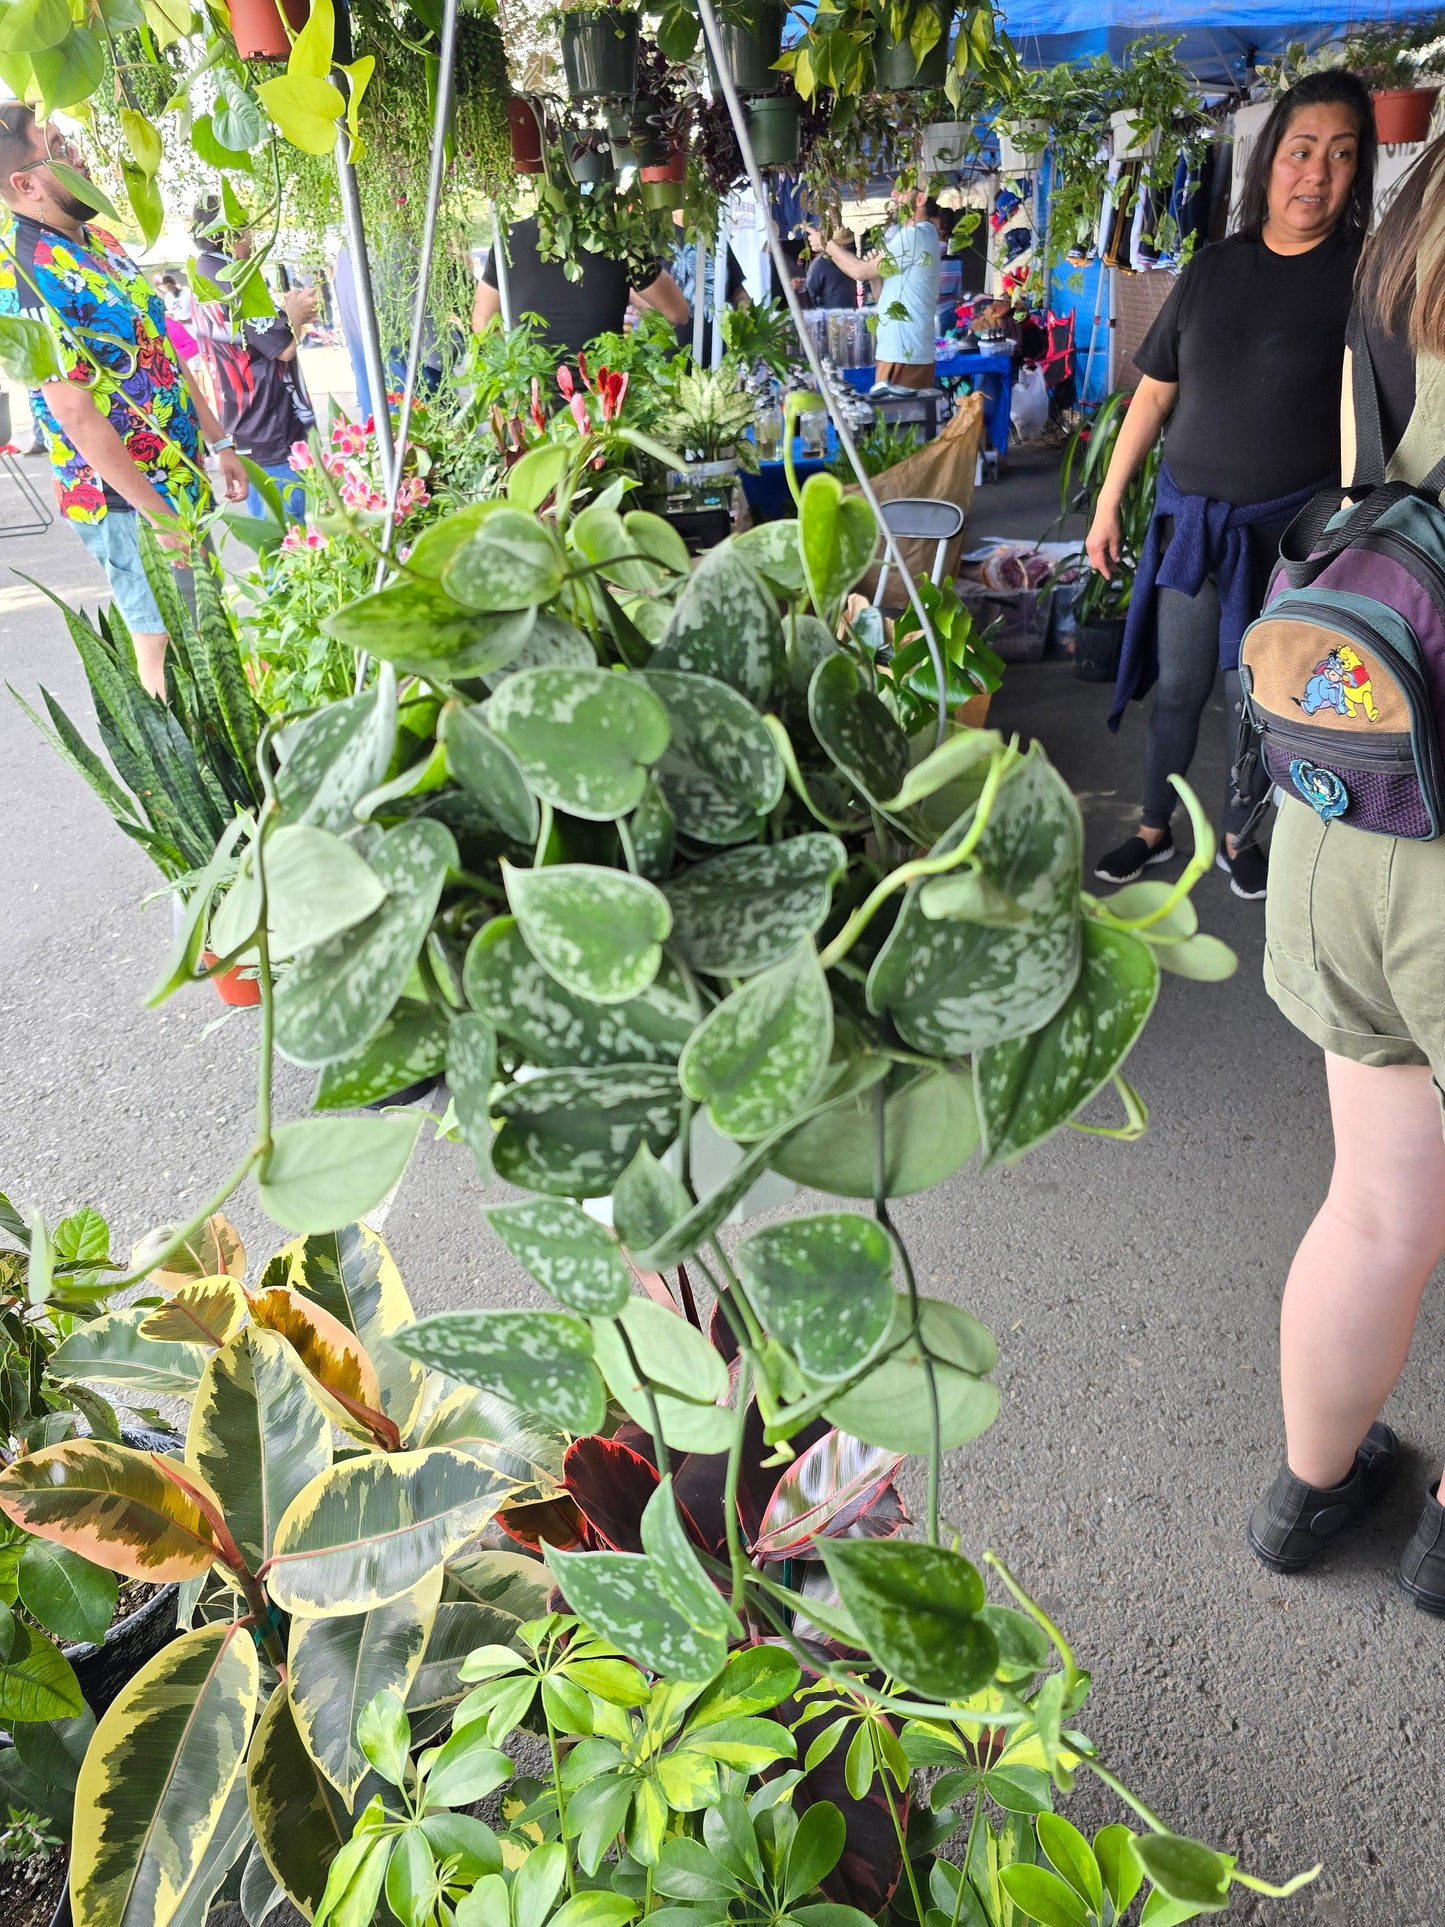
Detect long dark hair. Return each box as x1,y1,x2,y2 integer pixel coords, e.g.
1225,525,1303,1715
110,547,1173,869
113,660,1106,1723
1360,135,1445,352
1235,71,1377,242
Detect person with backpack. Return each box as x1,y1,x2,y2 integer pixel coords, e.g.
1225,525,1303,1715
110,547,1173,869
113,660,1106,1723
1086,73,1376,899
1243,135,1445,1615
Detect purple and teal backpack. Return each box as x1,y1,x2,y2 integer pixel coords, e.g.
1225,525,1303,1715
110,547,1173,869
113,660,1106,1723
1238,332,1445,839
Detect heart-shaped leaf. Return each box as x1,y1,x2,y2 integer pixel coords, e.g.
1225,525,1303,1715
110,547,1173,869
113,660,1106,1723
868,744,1083,1055
393,1309,606,1435
641,669,784,845
257,1113,423,1234
274,819,455,1067
549,1547,728,1686
771,1063,979,1198
486,1198,631,1316
274,676,397,834
818,1300,998,1454
808,652,909,811
652,544,784,702
976,920,1158,1168
464,918,693,1068
819,1540,999,1700
504,861,671,1005
439,702,539,844
323,579,536,676
491,1065,682,1198
679,945,833,1141
443,508,563,611
314,1004,447,1111
664,835,846,977
485,667,669,821
799,473,877,616
611,1145,692,1256
446,1012,497,1180
736,1214,894,1382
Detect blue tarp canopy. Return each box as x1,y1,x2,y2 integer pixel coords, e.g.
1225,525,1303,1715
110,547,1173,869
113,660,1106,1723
1004,1,1439,87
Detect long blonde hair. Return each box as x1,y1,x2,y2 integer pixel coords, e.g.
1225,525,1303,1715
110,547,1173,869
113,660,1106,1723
1361,137,1445,355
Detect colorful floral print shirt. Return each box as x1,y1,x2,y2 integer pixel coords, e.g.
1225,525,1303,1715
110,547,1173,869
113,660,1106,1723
0,215,209,524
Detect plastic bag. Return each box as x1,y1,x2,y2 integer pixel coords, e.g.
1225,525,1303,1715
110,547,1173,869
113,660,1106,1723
1010,362,1049,443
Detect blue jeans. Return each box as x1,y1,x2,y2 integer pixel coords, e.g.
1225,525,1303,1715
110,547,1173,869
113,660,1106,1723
72,511,167,632
247,463,307,523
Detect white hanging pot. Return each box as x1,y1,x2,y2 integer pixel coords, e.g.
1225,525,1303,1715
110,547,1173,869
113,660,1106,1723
1111,108,1161,161
922,119,973,170
996,117,1047,172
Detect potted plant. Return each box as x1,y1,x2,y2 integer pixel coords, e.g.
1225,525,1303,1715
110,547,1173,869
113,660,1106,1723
1341,24,1445,143
870,0,955,91
556,1,641,102
507,95,546,172
995,113,1048,170
654,363,760,528
745,88,804,166
12,537,269,1006
705,0,786,96
228,0,308,62
1055,388,1162,681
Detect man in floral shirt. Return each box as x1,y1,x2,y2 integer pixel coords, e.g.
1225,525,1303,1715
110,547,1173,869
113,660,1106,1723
0,102,248,696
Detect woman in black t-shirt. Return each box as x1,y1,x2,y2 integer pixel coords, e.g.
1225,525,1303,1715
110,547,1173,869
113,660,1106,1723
1085,73,1376,898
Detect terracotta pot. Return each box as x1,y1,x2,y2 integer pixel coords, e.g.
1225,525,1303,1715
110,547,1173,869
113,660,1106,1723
1373,86,1439,144
508,96,544,172
228,0,308,61
200,950,262,1007
640,131,687,185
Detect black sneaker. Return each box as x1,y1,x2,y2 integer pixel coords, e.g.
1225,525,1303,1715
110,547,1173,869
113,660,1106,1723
1094,830,1174,885
1247,1421,1398,1573
1398,1484,1445,1615
1216,842,1268,900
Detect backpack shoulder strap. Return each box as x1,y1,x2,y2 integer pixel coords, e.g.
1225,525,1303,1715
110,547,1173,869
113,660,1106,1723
1350,317,1389,492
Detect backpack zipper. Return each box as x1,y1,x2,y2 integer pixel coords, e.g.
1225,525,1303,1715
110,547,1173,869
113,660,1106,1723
1252,713,1417,770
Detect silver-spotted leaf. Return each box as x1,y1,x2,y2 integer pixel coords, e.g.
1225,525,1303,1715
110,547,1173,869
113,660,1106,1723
439,702,540,844
490,1064,682,1198
504,862,671,1005
819,1540,998,1701
442,507,563,611
770,1063,979,1198
652,543,784,702
640,669,784,845
391,1309,606,1435
808,652,910,810
486,1198,631,1316
737,1213,894,1382
550,1548,728,1686
679,945,833,1140
484,667,669,821
663,835,846,977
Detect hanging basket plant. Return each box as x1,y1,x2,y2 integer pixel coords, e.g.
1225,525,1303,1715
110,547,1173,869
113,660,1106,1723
706,0,786,97
228,0,309,62
558,5,641,102
508,95,546,171
746,90,802,167
870,7,955,91
565,129,616,184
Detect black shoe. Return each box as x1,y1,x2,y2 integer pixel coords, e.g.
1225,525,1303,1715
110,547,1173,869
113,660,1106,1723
1216,842,1268,900
1398,1484,1445,1615
1094,830,1174,885
1246,1421,1399,1573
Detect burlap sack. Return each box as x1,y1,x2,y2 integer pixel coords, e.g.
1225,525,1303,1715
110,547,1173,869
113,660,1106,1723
846,389,984,609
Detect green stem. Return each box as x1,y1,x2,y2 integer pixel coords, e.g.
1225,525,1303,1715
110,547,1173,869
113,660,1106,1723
545,1705,574,1894
105,1147,263,1292
615,1321,671,1481
816,743,1021,971
616,817,639,876
1083,1759,1168,1836
955,1789,983,1927
982,1553,1079,1694
723,1355,753,1616
871,1083,941,1545
877,1735,928,1925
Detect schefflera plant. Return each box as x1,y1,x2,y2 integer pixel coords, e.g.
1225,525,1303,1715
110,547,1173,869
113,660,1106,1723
0,1215,554,1927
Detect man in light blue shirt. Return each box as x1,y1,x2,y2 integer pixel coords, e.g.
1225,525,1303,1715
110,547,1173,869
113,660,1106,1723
806,187,940,387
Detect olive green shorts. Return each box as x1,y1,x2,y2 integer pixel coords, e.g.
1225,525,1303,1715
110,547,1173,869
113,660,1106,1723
1265,798,1445,1098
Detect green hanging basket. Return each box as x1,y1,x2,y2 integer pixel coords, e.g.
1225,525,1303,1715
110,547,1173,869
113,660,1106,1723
870,14,953,91
706,0,785,96
560,11,640,101
745,93,801,168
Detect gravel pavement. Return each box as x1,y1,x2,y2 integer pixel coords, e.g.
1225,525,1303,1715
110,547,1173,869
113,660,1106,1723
1,455,1441,1927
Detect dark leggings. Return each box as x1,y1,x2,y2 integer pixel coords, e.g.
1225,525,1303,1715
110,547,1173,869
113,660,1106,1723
1140,521,1285,838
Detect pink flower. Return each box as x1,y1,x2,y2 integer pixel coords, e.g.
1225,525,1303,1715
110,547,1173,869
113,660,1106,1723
397,476,430,513
331,420,368,457
568,393,591,436
576,352,591,391
556,365,575,401
530,378,546,435
281,524,307,551
304,527,327,549
289,440,313,471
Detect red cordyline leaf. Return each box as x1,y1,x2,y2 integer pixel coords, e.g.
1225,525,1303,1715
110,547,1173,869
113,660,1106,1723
497,1493,585,1551
752,1435,907,1561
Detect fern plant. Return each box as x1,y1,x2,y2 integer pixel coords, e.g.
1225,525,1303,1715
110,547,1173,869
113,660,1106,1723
9,526,267,884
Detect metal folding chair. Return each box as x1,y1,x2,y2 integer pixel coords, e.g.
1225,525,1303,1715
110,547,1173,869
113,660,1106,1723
0,394,53,540
872,496,965,608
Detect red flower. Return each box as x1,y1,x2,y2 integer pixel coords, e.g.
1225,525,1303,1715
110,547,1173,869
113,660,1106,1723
529,378,546,435
126,428,165,464
576,352,591,391
595,367,627,422
556,365,575,400
60,480,105,518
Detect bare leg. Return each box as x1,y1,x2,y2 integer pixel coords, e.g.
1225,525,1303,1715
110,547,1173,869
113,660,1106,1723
1280,1054,1445,1491
134,631,168,700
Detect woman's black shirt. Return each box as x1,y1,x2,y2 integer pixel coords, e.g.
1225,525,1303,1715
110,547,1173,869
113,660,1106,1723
1134,226,1363,505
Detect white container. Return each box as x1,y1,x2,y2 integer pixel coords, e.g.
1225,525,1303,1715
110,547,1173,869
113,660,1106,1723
996,117,1047,172
921,119,973,171
1111,108,1161,161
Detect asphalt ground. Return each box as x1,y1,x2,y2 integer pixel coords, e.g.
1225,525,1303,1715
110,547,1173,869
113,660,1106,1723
0,439,1440,1926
